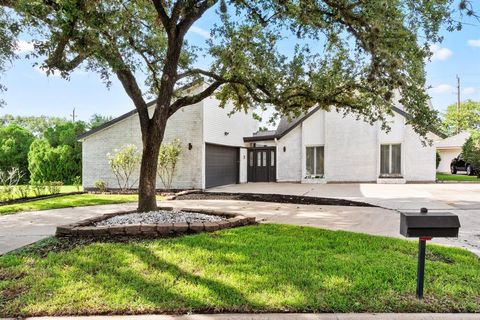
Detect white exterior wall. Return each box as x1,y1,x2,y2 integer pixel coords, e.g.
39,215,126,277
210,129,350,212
276,126,302,182
324,111,378,182
82,103,204,190
403,129,436,182
437,148,461,173
239,148,248,183
203,97,258,146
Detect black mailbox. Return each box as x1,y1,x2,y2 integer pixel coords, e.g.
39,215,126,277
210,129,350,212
400,211,460,238
399,208,460,300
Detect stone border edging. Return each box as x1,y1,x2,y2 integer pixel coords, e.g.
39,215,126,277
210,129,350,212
55,206,255,237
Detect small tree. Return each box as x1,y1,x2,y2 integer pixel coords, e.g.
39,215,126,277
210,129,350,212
107,144,141,191
157,139,182,191
462,131,480,178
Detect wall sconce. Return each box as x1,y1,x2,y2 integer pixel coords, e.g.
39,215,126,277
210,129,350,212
283,146,286,152
188,143,193,150
224,131,230,136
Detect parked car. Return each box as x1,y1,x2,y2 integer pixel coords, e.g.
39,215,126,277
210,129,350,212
451,154,476,175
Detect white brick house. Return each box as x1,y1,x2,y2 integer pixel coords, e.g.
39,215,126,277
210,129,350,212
80,93,440,189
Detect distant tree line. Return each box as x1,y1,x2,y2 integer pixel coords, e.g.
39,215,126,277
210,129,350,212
0,113,112,184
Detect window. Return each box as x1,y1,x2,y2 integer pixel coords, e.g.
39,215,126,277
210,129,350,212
249,152,253,167
271,150,275,166
262,151,267,166
380,144,401,176
306,146,324,177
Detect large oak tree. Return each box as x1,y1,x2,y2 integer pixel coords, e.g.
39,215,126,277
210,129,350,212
0,0,459,211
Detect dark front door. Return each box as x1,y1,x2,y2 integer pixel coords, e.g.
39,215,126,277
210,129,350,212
247,148,276,182
205,143,239,188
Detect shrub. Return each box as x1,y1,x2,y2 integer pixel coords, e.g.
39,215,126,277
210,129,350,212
15,185,30,199
157,139,182,190
462,131,480,177
28,139,79,184
0,124,34,183
73,176,81,191
94,179,107,192
32,182,47,197
107,144,141,191
0,167,24,201
46,181,63,194
436,151,441,169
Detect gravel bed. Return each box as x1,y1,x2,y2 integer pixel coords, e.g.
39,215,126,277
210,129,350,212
94,210,226,226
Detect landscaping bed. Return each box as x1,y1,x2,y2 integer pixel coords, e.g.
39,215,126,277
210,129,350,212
56,207,255,237
1,224,479,316
175,191,374,207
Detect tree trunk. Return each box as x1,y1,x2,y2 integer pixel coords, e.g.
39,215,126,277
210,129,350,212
137,115,167,212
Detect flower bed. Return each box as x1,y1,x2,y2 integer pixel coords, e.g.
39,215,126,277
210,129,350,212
56,206,255,237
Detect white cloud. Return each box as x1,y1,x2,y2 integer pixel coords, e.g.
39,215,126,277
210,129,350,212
15,40,34,54
430,44,453,61
468,39,480,47
430,84,454,94
463,87,476,95
189,26,210,39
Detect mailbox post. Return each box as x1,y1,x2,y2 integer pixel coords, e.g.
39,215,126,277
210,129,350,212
400,208,460,299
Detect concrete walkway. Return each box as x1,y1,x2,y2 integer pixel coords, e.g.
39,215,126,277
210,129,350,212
0,203,136,255
207,183,480,256
19,314,480,320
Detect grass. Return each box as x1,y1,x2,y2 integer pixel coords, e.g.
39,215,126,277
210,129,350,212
436,172,480,182
0,224,479,317
0,185,82,202
0,194,143,215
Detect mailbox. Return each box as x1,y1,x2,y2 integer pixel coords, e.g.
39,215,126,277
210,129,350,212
399,208,460,300
400,211,460,238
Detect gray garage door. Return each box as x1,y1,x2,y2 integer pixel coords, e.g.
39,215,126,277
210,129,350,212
205,143,239,188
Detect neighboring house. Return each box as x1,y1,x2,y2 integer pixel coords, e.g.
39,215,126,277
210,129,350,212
80,90,439,189
435,131,470,173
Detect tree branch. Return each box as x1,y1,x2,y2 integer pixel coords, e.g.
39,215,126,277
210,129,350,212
169,80,225,115
151,0,171,30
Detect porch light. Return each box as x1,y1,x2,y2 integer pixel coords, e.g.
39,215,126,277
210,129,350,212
283,146,286,152
188,143,193,150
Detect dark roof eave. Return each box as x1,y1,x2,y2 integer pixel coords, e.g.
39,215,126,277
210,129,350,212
243,135,278,142
77,100,156,140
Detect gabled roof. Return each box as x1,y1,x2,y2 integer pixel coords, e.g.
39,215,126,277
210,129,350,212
244,107,321,142
243,105,445,142
435,131,470,149
78,100,156,140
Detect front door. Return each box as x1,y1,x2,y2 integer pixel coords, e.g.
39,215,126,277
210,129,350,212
247,148,276,182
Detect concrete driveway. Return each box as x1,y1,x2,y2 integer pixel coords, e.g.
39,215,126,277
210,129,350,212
207,183,480,256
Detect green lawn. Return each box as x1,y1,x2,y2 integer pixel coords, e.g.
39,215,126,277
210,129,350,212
436,172,480,182
1,224,479,317
0,185,82,202
0,194,142,215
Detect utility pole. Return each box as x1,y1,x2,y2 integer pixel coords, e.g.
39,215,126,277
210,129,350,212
70,108,76,122
456,75,461,134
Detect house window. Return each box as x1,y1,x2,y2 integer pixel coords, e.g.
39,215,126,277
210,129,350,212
306,146,324,177
249,152,253,167
380,144,401,176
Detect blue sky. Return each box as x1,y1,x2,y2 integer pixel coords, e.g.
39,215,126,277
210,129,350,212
1,5,480,125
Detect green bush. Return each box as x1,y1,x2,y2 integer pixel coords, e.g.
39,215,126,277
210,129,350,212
436,151,441,169
31,182,47,197
45,181,63,194
462,131,480,177
157,139,182,190
107,145,141,191
73,176,81,191
28,139,79,184
0,124,34,182
94,179,107,192
15,185,30,199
